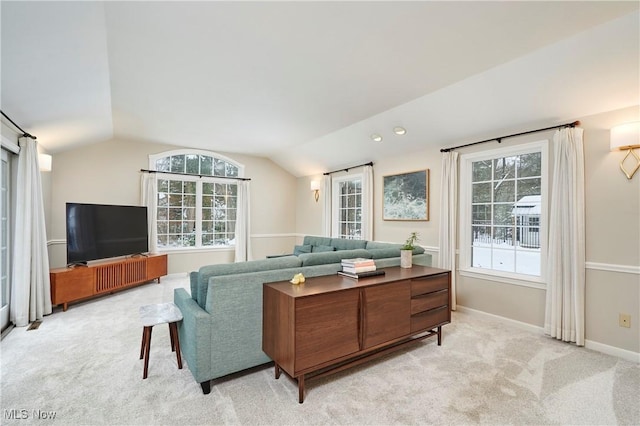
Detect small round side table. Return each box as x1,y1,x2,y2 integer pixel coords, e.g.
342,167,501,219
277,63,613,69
139,302,183,379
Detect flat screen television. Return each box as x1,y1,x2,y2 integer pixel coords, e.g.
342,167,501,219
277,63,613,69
66,202,149,265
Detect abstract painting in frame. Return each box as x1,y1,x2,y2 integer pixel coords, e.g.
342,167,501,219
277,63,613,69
383,169,429,221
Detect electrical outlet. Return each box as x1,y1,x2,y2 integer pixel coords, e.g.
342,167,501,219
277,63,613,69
619,313,631,328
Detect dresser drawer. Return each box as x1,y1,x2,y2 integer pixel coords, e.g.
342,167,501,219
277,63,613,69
410,306,449,333
411,289,448,315
410,273,449,297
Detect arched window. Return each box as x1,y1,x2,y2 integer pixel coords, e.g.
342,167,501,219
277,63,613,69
149,150,244,249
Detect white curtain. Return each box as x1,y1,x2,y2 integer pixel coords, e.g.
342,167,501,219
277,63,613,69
234,180,251,262
140,172,158,253
10,137,51,327
545,127,585,346
362,165,374,240
322,174,332,237
438,152,458,310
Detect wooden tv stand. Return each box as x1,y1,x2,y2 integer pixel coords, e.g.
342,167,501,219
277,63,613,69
50,254,168,311
263,265,451,403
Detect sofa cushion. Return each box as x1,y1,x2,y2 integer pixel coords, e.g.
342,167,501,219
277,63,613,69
311,245,335,253
298,248,372,266
367,247,402,259
330,238,367,251
195,255,302,308
302,236,332,247
293,244,312,255
366,241,402,250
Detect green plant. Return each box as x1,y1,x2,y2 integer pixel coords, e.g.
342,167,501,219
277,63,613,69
402,232,419,250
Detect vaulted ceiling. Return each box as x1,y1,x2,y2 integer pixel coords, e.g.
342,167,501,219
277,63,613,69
1,1,638,177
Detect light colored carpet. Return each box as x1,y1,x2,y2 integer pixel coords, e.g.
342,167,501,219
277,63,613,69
1,274,638,425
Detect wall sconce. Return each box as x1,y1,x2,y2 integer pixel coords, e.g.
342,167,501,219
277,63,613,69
610,121,640,179
38,153,52,172
310,180,320,202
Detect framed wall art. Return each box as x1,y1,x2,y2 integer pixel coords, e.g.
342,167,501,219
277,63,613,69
383,169,429,221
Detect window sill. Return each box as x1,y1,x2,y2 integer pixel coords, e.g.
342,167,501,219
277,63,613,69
157,246,234,255
459,268,546,290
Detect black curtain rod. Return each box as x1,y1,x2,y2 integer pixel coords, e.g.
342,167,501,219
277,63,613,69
440,121,580,153
323,161,373,176
140,169,251,181
0,109,36,139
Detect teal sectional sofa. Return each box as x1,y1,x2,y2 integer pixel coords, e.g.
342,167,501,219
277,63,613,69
174,236,431,394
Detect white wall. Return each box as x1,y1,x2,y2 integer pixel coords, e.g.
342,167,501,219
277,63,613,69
47,137,298,272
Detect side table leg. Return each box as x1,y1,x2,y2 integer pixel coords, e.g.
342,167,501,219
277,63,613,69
437,326,442,346
298,375,305,404
169,322,183,369
142,326,153,379
140,328,146,359
275,363,281,379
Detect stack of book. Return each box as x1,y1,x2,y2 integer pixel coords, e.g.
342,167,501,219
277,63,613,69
338,258,385,279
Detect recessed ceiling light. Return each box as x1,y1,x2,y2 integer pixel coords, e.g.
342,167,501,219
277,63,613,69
393,127,406,135
371,134,383,142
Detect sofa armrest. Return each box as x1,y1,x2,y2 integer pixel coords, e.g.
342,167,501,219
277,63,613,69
174,288,212,383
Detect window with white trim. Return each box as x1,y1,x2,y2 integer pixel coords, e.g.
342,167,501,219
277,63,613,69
150,150,244,249
332,174,363,239
459,141,548,282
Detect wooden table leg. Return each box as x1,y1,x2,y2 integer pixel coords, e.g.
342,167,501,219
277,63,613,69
140,328,146,360
142,326,153,379
169,322,175,352
169,322,183,369
437,325,442,346
275,363,281,379
298,375,305,404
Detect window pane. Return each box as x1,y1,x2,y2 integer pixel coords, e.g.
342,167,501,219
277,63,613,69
493,156,516,181
472,225,491,246
156,158,170,172
494,180,514,203
170,155,185,173
472,204,491,224
472,160,492,182
493,226,513,246
169,180,182,193
158,179,168,192
518,152,541,178
472,182,491,203
518,178,541,197
184,181,196,194
226,163,239,177
157,193,168,207
185,155,199,174
493,204,514,225
214,159,226,176
200,156,213,175
169,194,183,206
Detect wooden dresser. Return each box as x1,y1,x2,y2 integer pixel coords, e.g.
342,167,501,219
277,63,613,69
262,265,451,403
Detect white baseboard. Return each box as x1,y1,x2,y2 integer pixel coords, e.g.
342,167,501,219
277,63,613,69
584,339,640,363
456,305,639,363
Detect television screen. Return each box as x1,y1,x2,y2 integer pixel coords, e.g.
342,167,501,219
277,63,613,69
66,203,149,265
